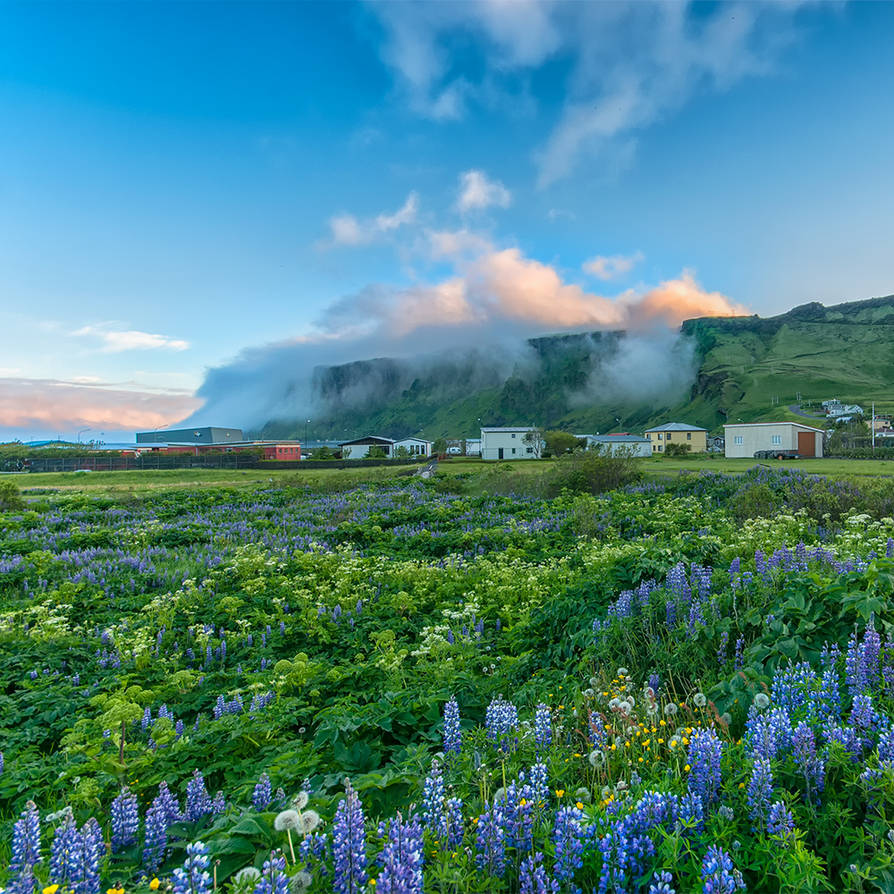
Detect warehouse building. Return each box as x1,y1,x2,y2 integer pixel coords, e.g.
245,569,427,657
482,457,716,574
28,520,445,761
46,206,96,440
480,426,542,460
136,426,243,445
723,422,824,458
581,433,653,457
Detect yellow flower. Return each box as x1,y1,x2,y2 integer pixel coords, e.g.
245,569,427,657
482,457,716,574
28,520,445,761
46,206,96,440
642,739,650,747
370,880,377,888
150,882,161,892
738,782,746,789
684,764,691,772
519,798,527,807
576,801,584,809
44,886,60,894
638,757,644,763
555,789,565,797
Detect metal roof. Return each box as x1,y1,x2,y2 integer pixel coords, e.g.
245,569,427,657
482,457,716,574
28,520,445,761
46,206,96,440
338,435,395,446
588,434,651,443
481,426,536,432
644,422,707,432
723,422,825,434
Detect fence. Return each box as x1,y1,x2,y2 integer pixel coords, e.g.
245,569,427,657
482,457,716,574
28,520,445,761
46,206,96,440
24,455,427,474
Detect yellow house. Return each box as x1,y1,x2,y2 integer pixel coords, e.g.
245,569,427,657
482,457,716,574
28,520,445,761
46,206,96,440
645,422,708,453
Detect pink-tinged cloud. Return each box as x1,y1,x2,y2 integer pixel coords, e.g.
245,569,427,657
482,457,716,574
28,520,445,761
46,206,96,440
0,378,202,430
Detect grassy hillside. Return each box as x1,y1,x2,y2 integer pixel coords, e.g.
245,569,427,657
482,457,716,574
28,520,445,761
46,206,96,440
258,294,894,440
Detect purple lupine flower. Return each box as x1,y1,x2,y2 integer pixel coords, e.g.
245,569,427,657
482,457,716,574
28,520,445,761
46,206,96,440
530,762,549,809
9,801,42,878
333,781,368,894
80,817,104,894
375,813,424,894
110,787,140,852
155,780,182,825
142,802,168,873
421,761,447,839
649,871,676,894
717,631,729,666
734,637,745,670
185,769,213,821
253,850,290,894
534,703,552,749
447,797,464,848
792,721,825,799
767,801,794,843
485,696,518,753
519,851,559,894
686,728,723,807
474,801,507,877
552,806,586,886
49,817,82,890
212,791,227,814
747,757,773,824
443,697,461,755
700,845,745,893
172,840,212,894
0,750,4,774
253,773,273,811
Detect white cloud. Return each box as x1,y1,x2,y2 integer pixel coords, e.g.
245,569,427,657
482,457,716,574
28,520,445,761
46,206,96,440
327,192,419,246
72,325,190,352
583,251,645,281
0,377,200,430
367,0,810,185
456,170,512,213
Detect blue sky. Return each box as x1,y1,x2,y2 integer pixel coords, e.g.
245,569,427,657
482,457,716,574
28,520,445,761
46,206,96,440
2,0,893,439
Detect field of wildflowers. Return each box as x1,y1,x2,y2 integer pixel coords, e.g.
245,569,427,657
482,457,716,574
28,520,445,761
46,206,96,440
3,468,894,892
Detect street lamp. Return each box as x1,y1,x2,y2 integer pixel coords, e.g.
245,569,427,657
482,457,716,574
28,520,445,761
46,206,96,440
305,418,311,445
77,427,90,444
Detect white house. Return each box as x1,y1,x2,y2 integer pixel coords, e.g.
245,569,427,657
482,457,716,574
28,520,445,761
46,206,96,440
339,435,394,459
580,434,652,458
465,438,482,456
723,422,824,458
480,427,541,460
394,437,431,457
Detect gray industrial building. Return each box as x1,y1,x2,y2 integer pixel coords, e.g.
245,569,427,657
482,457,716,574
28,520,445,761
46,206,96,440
136,426,244,445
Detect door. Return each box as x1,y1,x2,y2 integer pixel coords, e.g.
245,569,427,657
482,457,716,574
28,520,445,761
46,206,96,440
797,431,815,457
498,447,504,459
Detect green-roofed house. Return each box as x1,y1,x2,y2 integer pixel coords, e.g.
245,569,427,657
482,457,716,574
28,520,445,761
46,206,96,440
644,422,708,454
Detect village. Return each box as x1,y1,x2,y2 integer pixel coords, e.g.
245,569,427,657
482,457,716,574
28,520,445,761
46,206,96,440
57,397,888,465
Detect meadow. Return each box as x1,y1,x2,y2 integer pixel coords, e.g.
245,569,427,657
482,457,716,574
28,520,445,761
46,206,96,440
3,463,894,892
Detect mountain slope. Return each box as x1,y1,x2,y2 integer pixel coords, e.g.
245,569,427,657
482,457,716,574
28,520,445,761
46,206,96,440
256,294,894,440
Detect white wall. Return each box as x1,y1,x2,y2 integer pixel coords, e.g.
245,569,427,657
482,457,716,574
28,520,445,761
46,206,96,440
481,430,538,460
724,424,823,458
394,439,430,456
342,443,392,459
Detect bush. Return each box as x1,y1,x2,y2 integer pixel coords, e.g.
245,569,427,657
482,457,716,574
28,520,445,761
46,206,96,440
0,479,25,511
664,442,692,457
542,450,643,496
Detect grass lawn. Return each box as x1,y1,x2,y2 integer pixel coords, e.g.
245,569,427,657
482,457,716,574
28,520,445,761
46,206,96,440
16,464,414,493
640,455,894,478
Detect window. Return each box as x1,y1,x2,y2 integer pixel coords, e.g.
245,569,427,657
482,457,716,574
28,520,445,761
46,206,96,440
511,433,516,438
657,433,663,440
511,448,516,454
734,436,744,445
686,432,692,440
771,435,782,445
666,433,672,440
526,447,533,454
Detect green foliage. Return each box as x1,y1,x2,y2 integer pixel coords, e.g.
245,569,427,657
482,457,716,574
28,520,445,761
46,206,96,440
664,442,692,457
543,429,583,456
0,479,25,511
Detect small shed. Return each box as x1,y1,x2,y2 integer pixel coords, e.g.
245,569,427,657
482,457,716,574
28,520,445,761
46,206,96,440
723,422,824,458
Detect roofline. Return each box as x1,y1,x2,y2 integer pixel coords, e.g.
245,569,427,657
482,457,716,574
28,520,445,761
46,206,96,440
723,422,825,434
644,424,707,432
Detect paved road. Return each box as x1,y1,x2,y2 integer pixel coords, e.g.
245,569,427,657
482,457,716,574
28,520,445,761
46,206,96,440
788,404,826,420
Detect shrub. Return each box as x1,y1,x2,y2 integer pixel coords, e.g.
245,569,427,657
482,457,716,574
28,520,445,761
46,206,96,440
664,442,692,457
542,450,642,496
0,479,25,511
